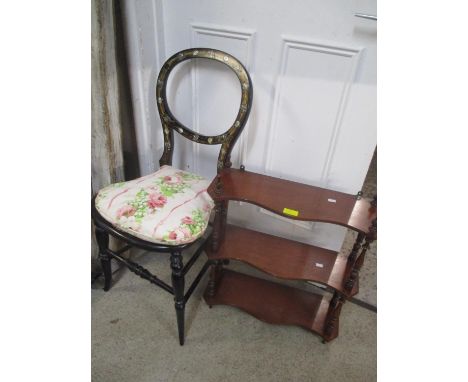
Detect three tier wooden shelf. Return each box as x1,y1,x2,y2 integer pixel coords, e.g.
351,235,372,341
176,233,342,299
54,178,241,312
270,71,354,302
203,167,377,343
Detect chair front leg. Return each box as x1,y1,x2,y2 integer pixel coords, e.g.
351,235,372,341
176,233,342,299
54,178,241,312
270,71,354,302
95,226,112,291
170,251,185,345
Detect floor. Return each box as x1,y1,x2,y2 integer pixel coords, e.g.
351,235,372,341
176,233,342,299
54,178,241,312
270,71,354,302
92,152,377,381
92,255,376,382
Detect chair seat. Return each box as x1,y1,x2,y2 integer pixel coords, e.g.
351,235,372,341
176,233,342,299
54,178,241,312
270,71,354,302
95,165,214,245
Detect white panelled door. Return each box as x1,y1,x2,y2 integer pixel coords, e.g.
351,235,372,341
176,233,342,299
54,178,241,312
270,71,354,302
123,0,376,251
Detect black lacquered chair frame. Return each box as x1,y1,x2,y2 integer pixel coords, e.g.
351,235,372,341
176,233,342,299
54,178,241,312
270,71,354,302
92,48,253,345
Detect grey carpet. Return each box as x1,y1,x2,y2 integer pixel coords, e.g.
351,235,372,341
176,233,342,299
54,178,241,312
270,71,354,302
92,249,376,382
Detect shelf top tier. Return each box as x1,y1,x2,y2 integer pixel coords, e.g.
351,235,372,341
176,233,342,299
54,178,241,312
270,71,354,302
209,168,376,235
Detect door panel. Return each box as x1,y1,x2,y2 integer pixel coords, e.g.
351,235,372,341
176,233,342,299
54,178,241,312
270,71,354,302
265,39,363,186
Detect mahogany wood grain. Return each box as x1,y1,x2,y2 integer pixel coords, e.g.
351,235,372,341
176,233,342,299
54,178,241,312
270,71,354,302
208,168,376,235
206,224,358,297
203,269,337,341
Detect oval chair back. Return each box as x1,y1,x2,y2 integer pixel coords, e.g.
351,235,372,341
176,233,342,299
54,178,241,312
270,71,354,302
156,48,253,172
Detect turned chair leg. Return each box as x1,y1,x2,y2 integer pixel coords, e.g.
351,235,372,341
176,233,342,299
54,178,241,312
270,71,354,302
95,226,112,291
170,251,185,346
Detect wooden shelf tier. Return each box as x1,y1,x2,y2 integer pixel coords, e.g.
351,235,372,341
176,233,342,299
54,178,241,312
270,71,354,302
209,168,376,235
206,224,358,296
204,269,338,341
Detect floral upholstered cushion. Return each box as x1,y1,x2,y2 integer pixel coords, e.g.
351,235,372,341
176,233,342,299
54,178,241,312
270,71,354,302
95,166,214,245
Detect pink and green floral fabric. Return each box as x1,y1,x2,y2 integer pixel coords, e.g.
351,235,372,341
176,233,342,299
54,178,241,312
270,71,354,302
95,166,214,245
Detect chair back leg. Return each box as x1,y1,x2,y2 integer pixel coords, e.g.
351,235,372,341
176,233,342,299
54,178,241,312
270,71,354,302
95,226,112,291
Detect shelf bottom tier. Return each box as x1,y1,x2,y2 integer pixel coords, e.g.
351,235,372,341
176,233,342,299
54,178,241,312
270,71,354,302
203,269,339,342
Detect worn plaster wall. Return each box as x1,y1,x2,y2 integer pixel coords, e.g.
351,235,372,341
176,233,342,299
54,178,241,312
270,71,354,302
91,0,136,275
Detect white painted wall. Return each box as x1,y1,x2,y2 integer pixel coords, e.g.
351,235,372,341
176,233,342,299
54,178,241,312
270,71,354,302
122,0,376,251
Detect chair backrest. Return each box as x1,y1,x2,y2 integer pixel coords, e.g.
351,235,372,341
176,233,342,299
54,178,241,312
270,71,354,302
156,48,253,172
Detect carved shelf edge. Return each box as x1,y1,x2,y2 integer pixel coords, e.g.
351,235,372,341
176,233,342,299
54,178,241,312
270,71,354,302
208,168,377,235
205,224,358,297
204,270,338,342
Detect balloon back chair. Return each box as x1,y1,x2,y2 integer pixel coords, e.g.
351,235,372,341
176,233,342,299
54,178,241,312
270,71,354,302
92,48,253,345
